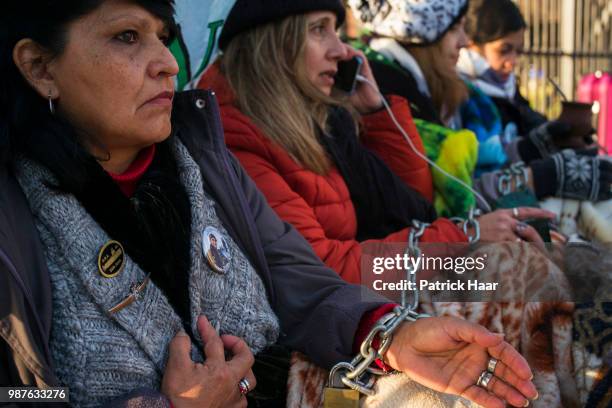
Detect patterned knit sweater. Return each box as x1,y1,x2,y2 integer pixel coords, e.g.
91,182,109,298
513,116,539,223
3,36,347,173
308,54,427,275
15,139,279,407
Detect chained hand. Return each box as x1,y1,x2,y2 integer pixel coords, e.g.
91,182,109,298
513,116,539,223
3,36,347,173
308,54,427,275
384,316,538,408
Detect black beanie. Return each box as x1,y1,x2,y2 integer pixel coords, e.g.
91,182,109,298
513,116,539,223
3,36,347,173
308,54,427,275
218,0,346,50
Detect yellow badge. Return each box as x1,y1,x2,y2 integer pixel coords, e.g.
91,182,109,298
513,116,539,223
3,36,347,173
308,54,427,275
98,240,126,278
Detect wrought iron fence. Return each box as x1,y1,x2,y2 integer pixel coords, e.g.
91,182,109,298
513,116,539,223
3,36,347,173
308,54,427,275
515,0,612,118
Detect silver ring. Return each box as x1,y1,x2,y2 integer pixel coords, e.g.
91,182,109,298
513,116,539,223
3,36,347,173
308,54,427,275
512,207,520,219
476,371,494,389
487,357,498,374
238,377,250,395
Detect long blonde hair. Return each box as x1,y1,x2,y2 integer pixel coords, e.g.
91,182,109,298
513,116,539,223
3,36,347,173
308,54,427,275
221,14,353,175
405,43,468,123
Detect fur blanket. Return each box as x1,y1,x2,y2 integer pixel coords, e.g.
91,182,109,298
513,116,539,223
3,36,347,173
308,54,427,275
540,198,612,244
564,241,612,407
287,352,473,408
286,243,579,408
419,243,577,408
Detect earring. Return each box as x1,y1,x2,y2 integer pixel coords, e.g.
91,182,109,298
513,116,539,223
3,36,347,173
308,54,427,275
48,90,55,114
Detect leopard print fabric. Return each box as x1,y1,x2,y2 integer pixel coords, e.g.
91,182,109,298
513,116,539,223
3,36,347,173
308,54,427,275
286,243,581,408
420,243,577,408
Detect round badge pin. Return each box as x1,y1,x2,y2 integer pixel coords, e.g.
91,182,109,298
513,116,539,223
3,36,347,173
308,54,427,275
202,226,230,274
98,240,126,278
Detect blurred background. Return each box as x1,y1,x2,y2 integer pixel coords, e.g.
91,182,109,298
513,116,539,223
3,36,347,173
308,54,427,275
515,0,611,118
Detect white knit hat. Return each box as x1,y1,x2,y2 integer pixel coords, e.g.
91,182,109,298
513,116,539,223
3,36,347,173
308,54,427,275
348,0,469,45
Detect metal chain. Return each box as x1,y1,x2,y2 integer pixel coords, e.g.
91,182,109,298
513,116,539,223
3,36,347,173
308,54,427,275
461,207,482,244
450,207,483,244
497,161,528,194
498,173,513,195
510,162,528,190
401,219,427,309
328,220,431,396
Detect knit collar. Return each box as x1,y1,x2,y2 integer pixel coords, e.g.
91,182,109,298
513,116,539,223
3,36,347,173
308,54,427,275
369,38,431,98
457,48,517,100
107,144,156,197
15,137,279,368
15,151,186,370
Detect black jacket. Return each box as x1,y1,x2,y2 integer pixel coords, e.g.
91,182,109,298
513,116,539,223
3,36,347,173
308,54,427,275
0,90,388,404
369,59,442,125
322,107,437,242
0,168,64,407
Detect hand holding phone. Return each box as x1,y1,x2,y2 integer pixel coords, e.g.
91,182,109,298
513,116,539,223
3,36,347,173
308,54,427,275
335,49,384,113
334,56,363,94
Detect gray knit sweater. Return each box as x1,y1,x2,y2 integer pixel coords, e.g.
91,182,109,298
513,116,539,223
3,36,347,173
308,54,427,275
15,139,279,407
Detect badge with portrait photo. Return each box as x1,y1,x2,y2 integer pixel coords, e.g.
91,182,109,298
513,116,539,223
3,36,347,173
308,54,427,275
202,226,230,274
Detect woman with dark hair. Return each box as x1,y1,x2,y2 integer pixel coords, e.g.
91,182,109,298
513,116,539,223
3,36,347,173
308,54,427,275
0,1,538,407
460,0,545,135
350,0,612,212
459,0,602,167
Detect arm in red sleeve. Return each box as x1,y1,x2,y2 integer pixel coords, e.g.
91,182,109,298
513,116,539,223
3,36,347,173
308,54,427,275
353,303,398,371
225,113,466,284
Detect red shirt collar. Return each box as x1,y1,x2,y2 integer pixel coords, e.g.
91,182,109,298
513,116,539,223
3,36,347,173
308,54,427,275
107,144,156,197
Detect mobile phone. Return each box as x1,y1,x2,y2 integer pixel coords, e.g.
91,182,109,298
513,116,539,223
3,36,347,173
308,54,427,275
524,218,552,242
334,56,363,94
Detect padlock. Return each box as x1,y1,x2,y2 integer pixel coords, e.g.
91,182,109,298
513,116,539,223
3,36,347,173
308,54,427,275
323,387,360,408
324,362,360,408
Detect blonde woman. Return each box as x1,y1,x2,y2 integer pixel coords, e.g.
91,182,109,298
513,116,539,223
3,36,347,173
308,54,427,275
200,0,552,285
197,0,591,405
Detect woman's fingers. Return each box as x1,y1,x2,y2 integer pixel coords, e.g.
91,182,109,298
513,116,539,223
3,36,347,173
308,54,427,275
479,211,522,242
496,219,520,241
353,49,373,76
518,225,548,254
492,360,538,400
462,385,506,408
515,223,545,246
487,341,533,381
342,43,358,58
464,375,535,408
224,334,255,378
485,376,530,407
167,330,194,370
163,320,255,407
243,369,257,393
513,207,556,221
492,208,549,244
227,371,255,407
227,369,256,407
342,45,370,74
443,317,504,349
197,315,225,362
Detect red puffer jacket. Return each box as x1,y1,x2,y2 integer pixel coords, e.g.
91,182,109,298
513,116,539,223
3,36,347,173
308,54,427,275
199,64,467,284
